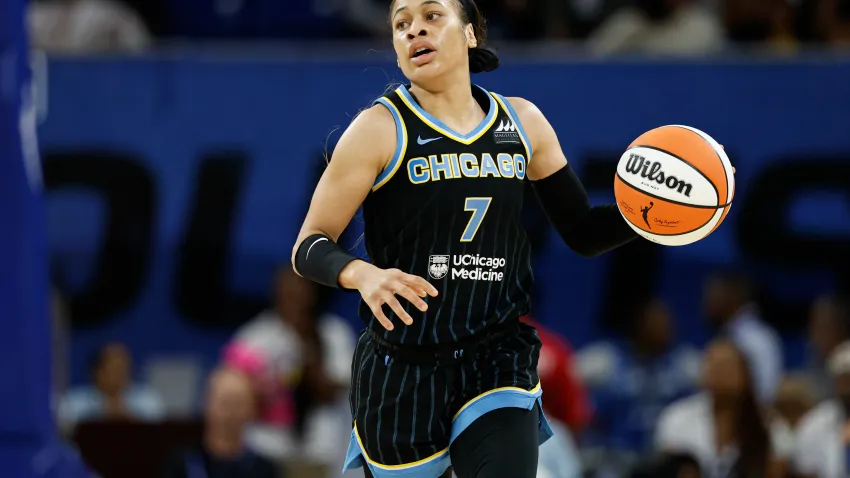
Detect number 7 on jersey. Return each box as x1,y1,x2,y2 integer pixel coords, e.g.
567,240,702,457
461,197,492,242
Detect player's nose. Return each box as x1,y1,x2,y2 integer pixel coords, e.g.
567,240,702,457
406,22,428,40
406,29,428,40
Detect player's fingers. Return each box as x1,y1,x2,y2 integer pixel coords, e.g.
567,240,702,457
733,167,736,174
718,145,735,174
393,283,428,312
385,296,414,326
401,274,439,297
368,301,394,331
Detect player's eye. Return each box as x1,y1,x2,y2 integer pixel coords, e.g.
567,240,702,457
426,12,441,21
395,20,409,30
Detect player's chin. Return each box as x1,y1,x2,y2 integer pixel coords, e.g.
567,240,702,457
405,61,445,82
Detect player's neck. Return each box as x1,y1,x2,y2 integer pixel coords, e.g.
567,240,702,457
408,81,481,133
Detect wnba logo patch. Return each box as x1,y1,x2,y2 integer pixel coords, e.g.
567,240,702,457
493,119,521,145
428,255,449,279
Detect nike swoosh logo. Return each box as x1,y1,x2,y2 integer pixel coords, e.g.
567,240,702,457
417,135,442,145
305,237,328,260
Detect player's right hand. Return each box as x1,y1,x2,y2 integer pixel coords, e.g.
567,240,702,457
340,261,438,331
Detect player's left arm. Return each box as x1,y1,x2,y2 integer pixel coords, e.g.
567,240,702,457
508,97,637,257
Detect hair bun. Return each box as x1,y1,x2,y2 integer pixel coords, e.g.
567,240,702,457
468,47,499,74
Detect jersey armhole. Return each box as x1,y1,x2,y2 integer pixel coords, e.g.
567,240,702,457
371,97,408,191
491,93,533,163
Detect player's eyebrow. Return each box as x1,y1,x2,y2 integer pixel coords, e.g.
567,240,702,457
393,0,442,19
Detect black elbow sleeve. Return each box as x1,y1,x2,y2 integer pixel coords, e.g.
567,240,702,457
531,164,638,257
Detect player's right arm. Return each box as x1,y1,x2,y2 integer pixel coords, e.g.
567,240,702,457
292,105,437,331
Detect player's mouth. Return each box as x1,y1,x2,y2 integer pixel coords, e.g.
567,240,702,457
409,42,437,66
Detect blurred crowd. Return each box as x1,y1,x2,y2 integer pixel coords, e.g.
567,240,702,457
53,263,850,478
25,0,850,54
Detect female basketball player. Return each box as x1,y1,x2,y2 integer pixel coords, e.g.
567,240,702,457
292,1,638,476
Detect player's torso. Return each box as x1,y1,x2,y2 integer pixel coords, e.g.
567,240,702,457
361,85,534,345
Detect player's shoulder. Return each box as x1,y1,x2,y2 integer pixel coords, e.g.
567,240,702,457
496,96,544,121
334,102,398,162
350,102,398,136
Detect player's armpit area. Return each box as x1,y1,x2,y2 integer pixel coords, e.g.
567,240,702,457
531,164,637,258
501,96,566,181
291,104,396,264
501,96,637,257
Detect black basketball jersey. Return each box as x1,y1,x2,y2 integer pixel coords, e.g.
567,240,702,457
359,84,534,345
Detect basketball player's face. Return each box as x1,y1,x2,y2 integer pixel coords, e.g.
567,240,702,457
390,0,476,83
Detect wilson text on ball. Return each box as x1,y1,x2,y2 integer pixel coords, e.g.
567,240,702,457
624,153,693,197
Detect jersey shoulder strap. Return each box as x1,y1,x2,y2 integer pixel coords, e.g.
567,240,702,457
370,91,409,192
487,90,534,162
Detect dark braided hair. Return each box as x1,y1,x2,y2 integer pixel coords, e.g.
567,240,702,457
453,0,499,73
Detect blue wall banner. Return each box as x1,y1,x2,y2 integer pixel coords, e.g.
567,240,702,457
37,56,850,384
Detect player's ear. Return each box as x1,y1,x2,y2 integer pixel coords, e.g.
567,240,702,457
465,24,477,48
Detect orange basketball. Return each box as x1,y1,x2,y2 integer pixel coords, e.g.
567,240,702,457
613,125,735,246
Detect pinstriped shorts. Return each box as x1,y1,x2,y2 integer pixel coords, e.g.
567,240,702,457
342,322,554,478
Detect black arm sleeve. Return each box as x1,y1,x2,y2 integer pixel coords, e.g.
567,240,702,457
531,163,638,258
293,233,359,289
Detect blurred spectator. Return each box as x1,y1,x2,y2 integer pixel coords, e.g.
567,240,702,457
579,298,701,456
655,338,790,478
222,266,355,477
341,0,389,37
53,288,71,418
163,368,277,478
629,452,703,478
477,0,568,40
773,374,816,474
537,419,583,478
721,0,798,51
792,341,850,478
521,316,588,478
522,316,593,434
801,294,850,401
557,0,634,39
59,342,165,431
774,375,816,430
28,0,151,53
703,270,783,403
586,0,725,54
820,0,850,46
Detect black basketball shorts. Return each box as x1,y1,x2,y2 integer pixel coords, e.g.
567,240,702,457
342,322,554,478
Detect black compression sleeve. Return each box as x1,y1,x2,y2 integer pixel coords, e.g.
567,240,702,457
531,164,638,257
293,234,359,289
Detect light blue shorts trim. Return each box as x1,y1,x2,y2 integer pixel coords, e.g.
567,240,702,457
343,385,554,478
